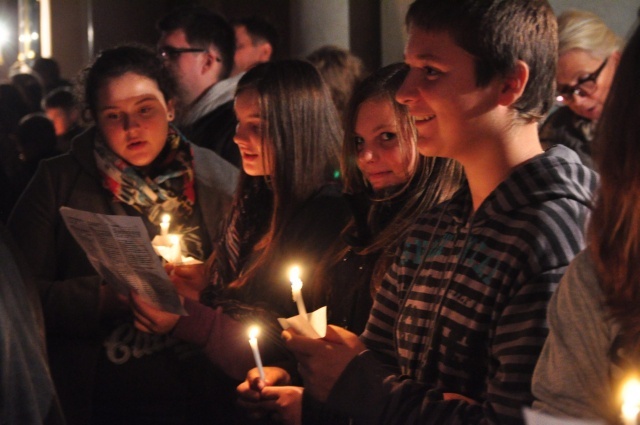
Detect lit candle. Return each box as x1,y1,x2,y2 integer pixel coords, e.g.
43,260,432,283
160,214,171,236
289,266,307,318
621,377,640,425
168,234,182,264
248,326,266,381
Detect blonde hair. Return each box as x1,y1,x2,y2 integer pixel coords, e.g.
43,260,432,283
558,9,623,59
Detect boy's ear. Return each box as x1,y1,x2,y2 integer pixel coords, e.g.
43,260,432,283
259,43,273,62
498,60,529,107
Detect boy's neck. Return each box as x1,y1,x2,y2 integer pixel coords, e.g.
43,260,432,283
462,121,543,212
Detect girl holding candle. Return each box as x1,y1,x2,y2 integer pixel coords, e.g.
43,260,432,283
8,45,238,425
236,63,462,425
129,59,351,417
532,22,640,425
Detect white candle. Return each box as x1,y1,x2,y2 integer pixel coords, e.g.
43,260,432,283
160,214,171,236
289,266,307,318
248,326,266,381
622,377,640,425
168,234,182,264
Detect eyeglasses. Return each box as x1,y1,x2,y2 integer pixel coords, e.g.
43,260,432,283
157,46,207,60
556,57,609,105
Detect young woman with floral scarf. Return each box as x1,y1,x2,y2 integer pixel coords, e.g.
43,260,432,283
8,45,239,425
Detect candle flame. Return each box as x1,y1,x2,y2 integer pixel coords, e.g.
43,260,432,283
621,377,640,424
161,214,171,224
289,266,301,282
248,326,260,339
622,378,640,409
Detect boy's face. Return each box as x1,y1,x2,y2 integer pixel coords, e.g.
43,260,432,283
396,26,503,162
45,107,78,136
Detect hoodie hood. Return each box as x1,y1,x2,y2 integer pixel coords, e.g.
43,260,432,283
464,145,598,226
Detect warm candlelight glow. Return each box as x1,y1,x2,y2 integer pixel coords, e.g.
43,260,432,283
288,265,307,318
248,326,260,340
289,266,302,286
247,325,265,381
168,234,182,264
621,377,640,425
160,214,171,236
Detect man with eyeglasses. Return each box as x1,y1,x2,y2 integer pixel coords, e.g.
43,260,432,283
539,9,622,170
157,6,241,167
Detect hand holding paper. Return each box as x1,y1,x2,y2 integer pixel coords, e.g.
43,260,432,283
60,206,186,315
130,290,182,334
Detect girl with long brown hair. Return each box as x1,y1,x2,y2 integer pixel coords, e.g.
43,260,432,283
129,59,350,375
236,63,462,425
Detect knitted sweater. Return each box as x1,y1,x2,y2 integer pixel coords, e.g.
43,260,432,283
324,145,598,425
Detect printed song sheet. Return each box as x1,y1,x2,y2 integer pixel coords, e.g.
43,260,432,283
60,206,186,315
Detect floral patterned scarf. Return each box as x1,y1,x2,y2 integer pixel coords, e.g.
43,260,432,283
94,127,206,259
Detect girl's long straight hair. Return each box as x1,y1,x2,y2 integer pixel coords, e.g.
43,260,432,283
589,23,640,357
211,60,342,290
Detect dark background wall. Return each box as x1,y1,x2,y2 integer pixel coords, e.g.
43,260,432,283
0,0,381,82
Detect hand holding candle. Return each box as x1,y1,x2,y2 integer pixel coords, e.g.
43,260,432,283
621,377,640,425
248,326,266,381
289,266,307,319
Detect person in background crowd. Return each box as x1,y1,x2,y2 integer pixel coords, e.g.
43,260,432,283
306,45,366,121
8,45,238,425
157,5,241,167
236,62,463,425
42,87,84,152
127,60,351,422
0,223,65,425
540,9,623,169
32,57,72,94
0,83,31,222
9,113,60,201
231,16,278,76
532,20,640,425
11,72,44,114
282,1,598,424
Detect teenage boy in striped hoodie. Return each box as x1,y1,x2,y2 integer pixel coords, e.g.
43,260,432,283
281,1,598,424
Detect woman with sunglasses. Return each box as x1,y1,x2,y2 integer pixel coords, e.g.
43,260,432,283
540,9,622,169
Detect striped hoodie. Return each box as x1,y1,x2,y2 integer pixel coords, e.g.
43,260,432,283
324,145,598,425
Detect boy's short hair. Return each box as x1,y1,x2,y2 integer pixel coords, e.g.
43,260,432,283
157,6,235,79
42,87,77,111
406,0,557,122
232,16,279,57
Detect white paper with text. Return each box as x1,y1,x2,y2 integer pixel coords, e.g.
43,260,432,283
60,206,186,315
